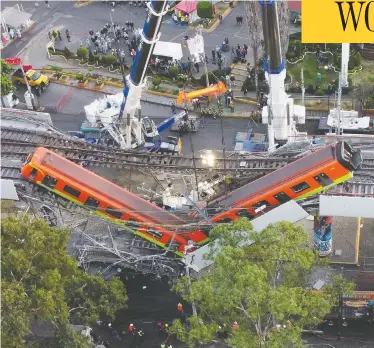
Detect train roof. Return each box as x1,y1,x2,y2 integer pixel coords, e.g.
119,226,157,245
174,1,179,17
210,143,337,208
39,148,186,226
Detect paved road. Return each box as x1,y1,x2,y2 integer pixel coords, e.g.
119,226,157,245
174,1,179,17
13,83,256,154
1,1,75,58
2,1,261,71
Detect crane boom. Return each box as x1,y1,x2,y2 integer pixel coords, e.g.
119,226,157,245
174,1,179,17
118,0,169,149
176,82,228,104
259,0,306,149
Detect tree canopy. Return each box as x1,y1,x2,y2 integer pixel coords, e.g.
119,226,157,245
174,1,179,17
197,1,214,19
351,80,374,112
1,59,15,96
171,219,355,347
1,216,128,348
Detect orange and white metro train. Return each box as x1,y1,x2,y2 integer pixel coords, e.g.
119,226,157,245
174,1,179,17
21,141,362,255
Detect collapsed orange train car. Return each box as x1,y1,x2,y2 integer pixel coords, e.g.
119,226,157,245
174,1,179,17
21,142,362,255
207,141,362,223
21,147,208,254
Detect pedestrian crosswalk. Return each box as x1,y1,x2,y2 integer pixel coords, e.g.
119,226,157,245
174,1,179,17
230,62,248,97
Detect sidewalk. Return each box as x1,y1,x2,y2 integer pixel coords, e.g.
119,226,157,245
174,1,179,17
47,74,256,118
0,20,37,50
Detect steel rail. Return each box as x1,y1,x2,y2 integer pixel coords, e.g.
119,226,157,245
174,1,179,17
1,129,293,173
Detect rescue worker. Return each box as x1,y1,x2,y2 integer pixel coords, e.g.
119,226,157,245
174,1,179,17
157,321,164,332
161,343,166,348
230,101,235,113
232,321,239,330
129,323,136,334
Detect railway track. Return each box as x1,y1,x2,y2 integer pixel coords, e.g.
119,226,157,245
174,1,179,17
2,127,373,195
1,127,293,174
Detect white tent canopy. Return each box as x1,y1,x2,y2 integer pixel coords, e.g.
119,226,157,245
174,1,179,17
153,41,183,60
1,7,32,28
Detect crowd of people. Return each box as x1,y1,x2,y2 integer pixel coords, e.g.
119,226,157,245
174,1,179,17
235,15,244,25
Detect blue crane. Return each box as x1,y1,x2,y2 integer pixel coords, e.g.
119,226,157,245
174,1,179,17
117,0,169,149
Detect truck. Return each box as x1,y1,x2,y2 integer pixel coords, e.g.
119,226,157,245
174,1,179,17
144,135,181,154
12,69,49,91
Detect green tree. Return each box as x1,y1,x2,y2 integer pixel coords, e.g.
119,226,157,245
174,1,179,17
197,1,214,18
1,216,128,348
63,47,73,59
169,66,179,79
76,72,84,82
315,88,325,96
351,81,374,114
1,59,15,96
88,50,95,63
106,54,117,65
76,47,88,61
171,219,354,348
152,76,161,88
324,275,355,306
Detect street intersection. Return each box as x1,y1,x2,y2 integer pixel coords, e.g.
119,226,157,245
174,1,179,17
2,1,257,71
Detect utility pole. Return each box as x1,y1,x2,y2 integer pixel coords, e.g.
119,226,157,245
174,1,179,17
336,73,343,136
189,131,200,201
199,27,210,87
301,68,305,106
219,116,228,194
184,246,197,316
110,9,115,36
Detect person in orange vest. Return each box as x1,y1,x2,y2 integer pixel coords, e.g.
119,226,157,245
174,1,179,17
177,303,183,312
232,321,239,330
129,323,136,334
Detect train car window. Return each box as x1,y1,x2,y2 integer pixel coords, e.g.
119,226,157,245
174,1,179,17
63,185,81,198
24,153,33,165
105,208,123,219
291,182,310,193
85,197,100,209
236,209,254,219
273,191,291,204
216,217,232,223
314,173,333,187
147,229,163,239
42,175,58,189
127,219,141,228
252,200,270,208
30,168,38,180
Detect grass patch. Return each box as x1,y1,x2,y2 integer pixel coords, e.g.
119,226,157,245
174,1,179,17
215,2,229,13
287,54,338,85
294,98,353,109
350,60,374,84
